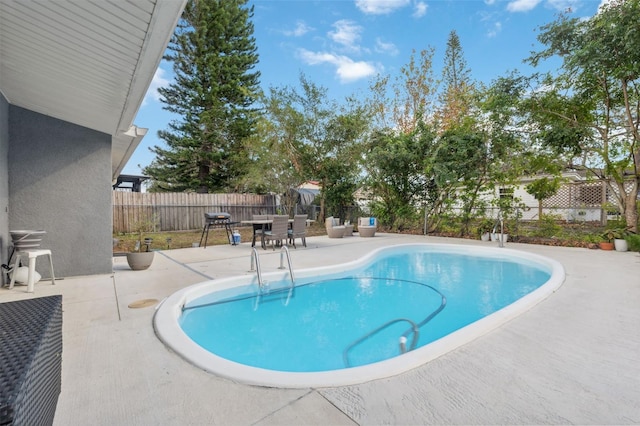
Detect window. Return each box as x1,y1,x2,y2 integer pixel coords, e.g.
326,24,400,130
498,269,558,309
499,188,514,200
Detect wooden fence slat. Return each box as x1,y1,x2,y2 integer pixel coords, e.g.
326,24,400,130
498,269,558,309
112,192,278,233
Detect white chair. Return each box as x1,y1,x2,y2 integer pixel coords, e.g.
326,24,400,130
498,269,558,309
325,217,345,238
358,217,377,238
8,230,55,293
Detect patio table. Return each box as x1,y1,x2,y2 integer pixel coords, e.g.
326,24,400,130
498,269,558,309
241,219,294,249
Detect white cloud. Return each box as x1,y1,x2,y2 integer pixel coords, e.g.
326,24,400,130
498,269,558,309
413,1,428,17
547,0,580,12
328,20,363,51
506,0,542,12
283,20,313,37
355,0,411,15
487,21,502,38
298,49,378,83
597,0,611,11
142,67,170,107
375,38,399,56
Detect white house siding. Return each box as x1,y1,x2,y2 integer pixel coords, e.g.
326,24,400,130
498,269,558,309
451,175,607,223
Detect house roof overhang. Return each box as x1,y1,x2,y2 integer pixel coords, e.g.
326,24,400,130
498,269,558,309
0,0,186,180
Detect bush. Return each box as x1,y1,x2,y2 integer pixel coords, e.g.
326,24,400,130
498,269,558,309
626,233,640,252
537,214,562,238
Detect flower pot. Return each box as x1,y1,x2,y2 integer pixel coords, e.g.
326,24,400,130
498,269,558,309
480,232,490,242
598,241,614,251
126,251,155,270
490,233,509,243
614,238,628,252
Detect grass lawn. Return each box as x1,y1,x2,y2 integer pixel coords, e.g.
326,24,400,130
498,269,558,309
113,220,639,254
113,222,329,254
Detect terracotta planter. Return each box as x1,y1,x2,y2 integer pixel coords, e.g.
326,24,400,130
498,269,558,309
598,241,614,251
126,251,155,270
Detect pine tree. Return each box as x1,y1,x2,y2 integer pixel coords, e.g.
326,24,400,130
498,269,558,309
144,0,261,193
439,30,474,131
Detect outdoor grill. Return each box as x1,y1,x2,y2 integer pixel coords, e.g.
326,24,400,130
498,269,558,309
199,212,239,248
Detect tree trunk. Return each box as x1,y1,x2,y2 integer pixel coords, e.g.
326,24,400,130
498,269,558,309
319,195,326,224
624,188,638,233
538,200,543,223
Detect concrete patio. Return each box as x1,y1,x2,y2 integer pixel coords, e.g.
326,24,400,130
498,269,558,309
2,233,639,425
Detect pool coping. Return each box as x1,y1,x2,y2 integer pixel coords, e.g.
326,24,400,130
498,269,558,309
153,243,565,388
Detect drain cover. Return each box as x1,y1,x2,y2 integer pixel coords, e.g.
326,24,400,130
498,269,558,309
128,298,159,309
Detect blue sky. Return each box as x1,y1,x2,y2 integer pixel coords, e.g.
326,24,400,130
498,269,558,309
125,0,603,176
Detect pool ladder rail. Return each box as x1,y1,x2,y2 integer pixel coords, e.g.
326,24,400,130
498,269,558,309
250,246,295,307
342,279,447,368
492,213,506,248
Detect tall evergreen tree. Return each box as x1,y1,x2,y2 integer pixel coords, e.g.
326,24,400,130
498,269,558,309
438,30,474,130
144,0,261,193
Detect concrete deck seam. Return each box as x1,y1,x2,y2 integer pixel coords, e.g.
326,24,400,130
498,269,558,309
249,389,334,425
316,389,358,424
157,250,215,280
111,273,122,321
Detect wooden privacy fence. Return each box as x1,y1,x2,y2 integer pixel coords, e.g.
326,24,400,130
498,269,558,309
113,192,277,233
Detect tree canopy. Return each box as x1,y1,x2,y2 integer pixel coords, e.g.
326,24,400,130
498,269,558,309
523,0,640,232
144,0,261,193
244,74,370,220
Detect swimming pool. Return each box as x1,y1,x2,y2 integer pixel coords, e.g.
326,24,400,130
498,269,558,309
154,244,565,388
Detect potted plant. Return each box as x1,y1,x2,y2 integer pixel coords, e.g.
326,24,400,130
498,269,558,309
599,229,616,250
478,218,494,241
612,228,630,252
490,220,509,243
126,214,158,270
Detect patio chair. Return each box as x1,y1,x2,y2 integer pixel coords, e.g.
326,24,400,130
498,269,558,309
7,230,55,293
262,215,289,250
325,217,345,238
288,214,308,248
358,217,377,238
251,214,269,247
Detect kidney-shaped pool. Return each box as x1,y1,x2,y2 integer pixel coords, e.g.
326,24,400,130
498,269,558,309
154,244,564,388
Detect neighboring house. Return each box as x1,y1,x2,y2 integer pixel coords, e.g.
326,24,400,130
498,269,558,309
298,180,321,191
113,175,150,193
459,170,620,223
0,1,187,283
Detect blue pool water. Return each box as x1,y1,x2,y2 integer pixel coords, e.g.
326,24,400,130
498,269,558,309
179,247,550,373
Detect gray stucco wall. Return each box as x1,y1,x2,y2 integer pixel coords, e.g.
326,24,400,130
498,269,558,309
0,94,8,285
8,106,113,278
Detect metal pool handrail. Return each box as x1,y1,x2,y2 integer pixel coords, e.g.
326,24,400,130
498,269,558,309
343,318,420,367
278,245,295,288
250,247,264,290
342,277,447,368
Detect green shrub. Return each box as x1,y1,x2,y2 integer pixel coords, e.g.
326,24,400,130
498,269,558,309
583,234,603,244
626,233,640,252
537,214,562,238
436,214,463,234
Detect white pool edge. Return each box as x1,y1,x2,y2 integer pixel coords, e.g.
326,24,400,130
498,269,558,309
153,243,565,388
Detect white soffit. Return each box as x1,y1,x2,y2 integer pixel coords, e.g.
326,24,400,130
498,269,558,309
0,0,186,178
